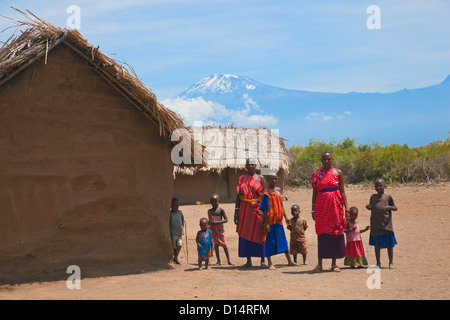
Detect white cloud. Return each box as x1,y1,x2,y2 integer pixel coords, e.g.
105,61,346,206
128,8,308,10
306,111,352,121
161,96,279,127
231,94,278,126
161,97,228,124
246,114,278,126
242,93,262,112
231,111,279,127
305,112,333,121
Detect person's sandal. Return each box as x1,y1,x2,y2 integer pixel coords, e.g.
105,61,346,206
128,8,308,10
331,266,341,272
312,265,322,273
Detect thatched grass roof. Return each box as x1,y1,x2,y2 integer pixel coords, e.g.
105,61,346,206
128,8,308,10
0,8,204,166
174,125,292,175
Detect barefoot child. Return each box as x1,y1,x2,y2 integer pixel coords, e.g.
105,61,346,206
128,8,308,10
344,207,370,268
287,204,308,265
259,172,297,269
196,218,214,270
169,198,184,264
208,194,234,265
366,178,398,269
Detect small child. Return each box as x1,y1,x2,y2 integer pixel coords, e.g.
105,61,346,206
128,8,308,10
207,194,234,266
344,207,370,268
196,217,214,270
287,204,308,265
169,198,184,265
366,178,398,269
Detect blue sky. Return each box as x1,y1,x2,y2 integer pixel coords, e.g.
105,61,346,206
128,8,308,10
1,0,449,145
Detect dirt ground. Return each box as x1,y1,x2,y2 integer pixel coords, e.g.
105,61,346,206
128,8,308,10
1,183,449,300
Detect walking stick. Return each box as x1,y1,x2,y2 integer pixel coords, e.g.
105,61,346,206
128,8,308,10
184,220,189,264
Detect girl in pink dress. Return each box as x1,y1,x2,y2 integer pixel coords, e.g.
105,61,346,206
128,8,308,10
344,207,370,268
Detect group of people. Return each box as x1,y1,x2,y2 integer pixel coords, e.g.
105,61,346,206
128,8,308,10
310,152,397,272
169,152,398,272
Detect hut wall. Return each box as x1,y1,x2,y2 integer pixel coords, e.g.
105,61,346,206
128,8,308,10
0,44,173,282
174,170,230,204
174,168,286,205
227,168,245,202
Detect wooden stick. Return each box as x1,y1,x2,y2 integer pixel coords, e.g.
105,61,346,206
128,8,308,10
44,38,48,64
184,220,189,264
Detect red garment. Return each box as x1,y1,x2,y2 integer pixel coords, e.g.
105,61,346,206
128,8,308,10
345,240,366,257
344,240,368,267
208,208,228,248
311,167,345,235
264,189,284,226
236,174,266,243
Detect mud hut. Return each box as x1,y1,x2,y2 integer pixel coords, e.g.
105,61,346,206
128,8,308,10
0,11,202,282
173,126,291,204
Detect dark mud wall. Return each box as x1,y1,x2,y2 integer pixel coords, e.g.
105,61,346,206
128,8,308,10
0,44,173,283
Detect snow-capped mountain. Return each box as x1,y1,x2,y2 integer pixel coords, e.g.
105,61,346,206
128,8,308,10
179,73,301,111
170,73,450,146
180,73,293,103
183,74,260,95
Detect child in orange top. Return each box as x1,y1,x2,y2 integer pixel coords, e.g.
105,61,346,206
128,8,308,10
260,173,297,269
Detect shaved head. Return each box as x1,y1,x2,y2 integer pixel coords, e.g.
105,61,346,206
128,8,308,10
211,193,220,200
321,151,333,159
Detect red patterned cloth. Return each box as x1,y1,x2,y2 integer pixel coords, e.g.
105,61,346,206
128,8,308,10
262,189,284,226
311,167,345,235
236,174,266,243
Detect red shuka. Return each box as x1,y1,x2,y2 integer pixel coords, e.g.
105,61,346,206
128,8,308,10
236,174,266,243
311,167,346,235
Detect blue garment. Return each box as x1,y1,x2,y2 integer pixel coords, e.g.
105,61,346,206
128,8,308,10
319,187,339,193
259,194,270,211
369,232,397,249
265,224,289,257
197,229,213,261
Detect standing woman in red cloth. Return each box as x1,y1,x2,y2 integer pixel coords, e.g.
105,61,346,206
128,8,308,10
311,152,349,273
234,158,267,268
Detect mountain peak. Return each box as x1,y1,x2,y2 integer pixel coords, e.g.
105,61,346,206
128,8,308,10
182,73,261,96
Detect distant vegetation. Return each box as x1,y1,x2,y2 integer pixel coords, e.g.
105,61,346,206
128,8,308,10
286,137,450,187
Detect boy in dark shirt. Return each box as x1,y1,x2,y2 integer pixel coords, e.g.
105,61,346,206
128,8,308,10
366,179,398,269
169,198,184,264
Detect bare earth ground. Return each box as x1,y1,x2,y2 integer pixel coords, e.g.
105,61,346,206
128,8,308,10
1,183,449,300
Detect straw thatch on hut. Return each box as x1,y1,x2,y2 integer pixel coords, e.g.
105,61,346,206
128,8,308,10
174,126,291,204
0,9,202,282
